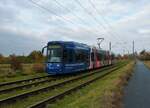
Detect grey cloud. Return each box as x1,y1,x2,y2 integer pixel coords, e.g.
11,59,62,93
0,4,19,24
0,0,150,55
0,28,44,56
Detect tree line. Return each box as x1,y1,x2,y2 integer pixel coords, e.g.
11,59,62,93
138,50,150,60
0,50,44,64
0,50,134,64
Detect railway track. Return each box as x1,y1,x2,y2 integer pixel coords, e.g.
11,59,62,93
0,66,113,95
29,66,122,108
0,63,126,108
0,75,51,88
0,72,83,94
0,77,56,94
28,65,124,108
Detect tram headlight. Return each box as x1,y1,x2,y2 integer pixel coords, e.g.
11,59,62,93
57,64,60,67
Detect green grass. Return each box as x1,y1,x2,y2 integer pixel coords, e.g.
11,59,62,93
0,63,46,83
0,67,109,100
47,60,134,108
0,75,76,100
2,63,124,108
0,77,50,91
144,61,150,69
0,60,132,108
0,72,47,83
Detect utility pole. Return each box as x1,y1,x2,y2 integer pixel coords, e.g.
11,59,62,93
109,42,112,64
133,41,135,58
109,42,111,53
97,38,104,49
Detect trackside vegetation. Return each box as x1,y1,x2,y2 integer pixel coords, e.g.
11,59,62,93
0,51,46,83
0,65,46,83
0,50,128,83
144,61,150,69
1,65,118,108
138,50,150,69
49,60,135,108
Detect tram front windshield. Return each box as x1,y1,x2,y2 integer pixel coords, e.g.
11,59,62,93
47,45,62,63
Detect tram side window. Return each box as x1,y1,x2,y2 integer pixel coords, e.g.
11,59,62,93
100,53,103,61
68,50,74,62
86,53,90,63
106,53,108,60
63,49,74,63
91,52,94,61
102,53,105,61
111,54,115,60
96,52,102,61
75,49,87,63
83,51,89,63
63,49,67,62
75,50,81,62
104,53,107,60
97,52,100,61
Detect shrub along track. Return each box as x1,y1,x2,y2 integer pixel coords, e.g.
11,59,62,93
0,72,87,95
0,62,127,108
144,61,150,69
0,66,112,95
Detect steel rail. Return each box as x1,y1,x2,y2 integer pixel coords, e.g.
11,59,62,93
0,78,56,94
0,65,117,106
0,65,112,88
0,75,51,88
0,65,112,94
28,65,124,108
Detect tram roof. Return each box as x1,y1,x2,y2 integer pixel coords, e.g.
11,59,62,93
48,41,90,49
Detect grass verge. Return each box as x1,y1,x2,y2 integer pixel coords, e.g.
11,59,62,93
3,63,123,108
0,63,46,83
0,72,47,83
49,61,135,108
144,61,150,69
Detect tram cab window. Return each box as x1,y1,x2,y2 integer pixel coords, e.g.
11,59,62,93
47,46,62,63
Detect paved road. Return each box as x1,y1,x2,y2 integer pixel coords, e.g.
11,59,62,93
123,61,150,108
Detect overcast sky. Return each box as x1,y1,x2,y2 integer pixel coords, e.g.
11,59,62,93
0,0,150,56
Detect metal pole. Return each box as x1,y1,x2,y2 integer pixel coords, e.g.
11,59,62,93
109,42,111,53
133,41,134,57
109,42,112,64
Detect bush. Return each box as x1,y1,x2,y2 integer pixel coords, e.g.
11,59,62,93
10,55,23,71
32,63,44,73
28,51,44,63
6,70,17,78
22,64,34,75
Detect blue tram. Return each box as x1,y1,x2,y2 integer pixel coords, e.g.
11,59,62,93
42,41,114,75
42,41,90,74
